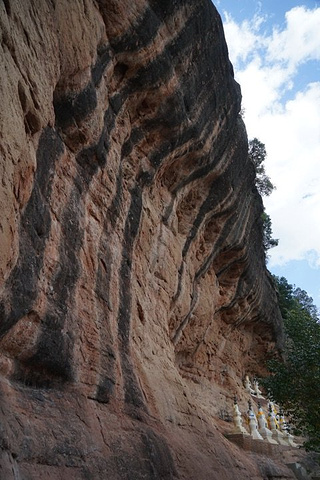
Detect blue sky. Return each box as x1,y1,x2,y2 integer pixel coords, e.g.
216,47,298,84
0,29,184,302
215,1,320,309
216,0,319,22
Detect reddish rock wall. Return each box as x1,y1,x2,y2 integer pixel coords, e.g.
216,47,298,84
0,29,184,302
0,1,291,478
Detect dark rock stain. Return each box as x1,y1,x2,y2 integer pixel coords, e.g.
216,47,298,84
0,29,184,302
34,101,118,384
0,127,64,338
54,81,97,130
91,43,112,87
140,428,178,479
19,187,83,386
96,375,115,404
117,185,146,410
121,128,144,159
110,7,162,54
75,107,115,185
94,240,117,402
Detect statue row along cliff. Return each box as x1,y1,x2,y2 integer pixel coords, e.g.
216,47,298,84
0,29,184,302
0,1,289,478
229,377,298,448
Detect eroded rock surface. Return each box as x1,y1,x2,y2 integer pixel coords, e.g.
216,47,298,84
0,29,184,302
0,1,290,478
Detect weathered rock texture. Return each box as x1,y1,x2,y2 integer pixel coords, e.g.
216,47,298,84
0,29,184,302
0,1,291,478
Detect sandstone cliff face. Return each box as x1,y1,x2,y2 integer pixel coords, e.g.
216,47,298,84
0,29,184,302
0,1,289,478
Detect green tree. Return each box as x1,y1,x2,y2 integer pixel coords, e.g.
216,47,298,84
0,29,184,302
262,276,320,451
274,276,295,318
261,212,279,251
248,138,278,256
249,138,275,197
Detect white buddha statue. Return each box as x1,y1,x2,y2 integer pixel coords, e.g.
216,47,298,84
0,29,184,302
257,402,278,444
278,410,298,447
253,379,264,398
231,396,249,436
267,403,288,446
247,400,263,440
244,375,255,395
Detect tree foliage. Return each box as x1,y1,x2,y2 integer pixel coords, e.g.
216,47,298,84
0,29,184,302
248,138,278,254
249,138,275,197
261,212,279,251
261,276,320,451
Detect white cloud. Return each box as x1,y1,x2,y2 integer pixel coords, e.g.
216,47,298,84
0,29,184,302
237,60,293,118
223,12,266,65
305,250,320,269
221,6,320,269
267,7,320,67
